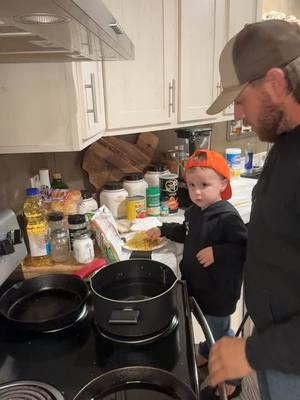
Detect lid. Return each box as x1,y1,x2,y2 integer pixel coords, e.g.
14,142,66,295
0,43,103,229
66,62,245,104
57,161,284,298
146,187,160,195
146,164,167,172
103,181,124,190
81,189,93,200
53,172,62,180
123,172,144,181
48,212,64,222
26,188,39,196
73,231,91,240
68,214,86,225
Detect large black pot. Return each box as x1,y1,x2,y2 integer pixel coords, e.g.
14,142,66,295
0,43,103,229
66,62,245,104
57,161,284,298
74,366,197,400
90,259,178,338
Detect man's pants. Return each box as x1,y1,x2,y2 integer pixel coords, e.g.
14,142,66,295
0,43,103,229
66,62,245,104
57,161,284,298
257,369,300,400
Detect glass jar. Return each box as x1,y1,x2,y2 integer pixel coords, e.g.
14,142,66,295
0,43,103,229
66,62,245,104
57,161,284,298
68,214,88,249
48,212,65,233
50,228,70,263
73,232,94,264
123,173,148,197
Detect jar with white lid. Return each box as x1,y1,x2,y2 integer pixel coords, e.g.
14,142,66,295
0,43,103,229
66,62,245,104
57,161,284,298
73,232,94,264
123,173,148,197
99,181,128,219
144,164,169,187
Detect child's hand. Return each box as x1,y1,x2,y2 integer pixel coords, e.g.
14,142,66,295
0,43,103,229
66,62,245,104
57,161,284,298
196,246,214,268
146,227,162,240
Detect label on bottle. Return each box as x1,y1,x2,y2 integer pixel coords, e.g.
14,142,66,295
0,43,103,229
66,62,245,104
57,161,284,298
28,231,50,257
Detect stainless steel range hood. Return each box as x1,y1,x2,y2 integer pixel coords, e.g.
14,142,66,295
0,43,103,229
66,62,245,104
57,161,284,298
0,0,134,62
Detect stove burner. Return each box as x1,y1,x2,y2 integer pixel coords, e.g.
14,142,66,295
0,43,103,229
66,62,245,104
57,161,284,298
43,304,88,333
95,315,179,345
0,381,64,400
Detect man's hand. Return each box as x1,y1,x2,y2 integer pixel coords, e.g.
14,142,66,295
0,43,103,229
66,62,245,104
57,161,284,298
208,337,254,387
196,246,214,267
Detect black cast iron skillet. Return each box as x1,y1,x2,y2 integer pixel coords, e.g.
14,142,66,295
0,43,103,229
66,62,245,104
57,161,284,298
73,366,197,400
0,260,106,332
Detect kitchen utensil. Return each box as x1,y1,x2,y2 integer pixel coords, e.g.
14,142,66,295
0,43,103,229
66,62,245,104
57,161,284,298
90,259,178,339
0,259,106,332
73,366,197,400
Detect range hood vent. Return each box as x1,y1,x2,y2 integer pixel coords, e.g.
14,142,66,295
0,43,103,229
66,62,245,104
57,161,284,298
0,0,134,62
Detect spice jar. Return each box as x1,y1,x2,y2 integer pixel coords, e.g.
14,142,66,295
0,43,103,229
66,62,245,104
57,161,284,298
50,229,70,263
48,212,65,234
68,214,88,249
123,173,148,197
99,181,128,219
73,232,94,264
146,187,160,216
78,190,98,221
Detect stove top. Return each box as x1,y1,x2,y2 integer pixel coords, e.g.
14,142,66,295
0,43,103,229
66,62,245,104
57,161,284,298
0,281,199,400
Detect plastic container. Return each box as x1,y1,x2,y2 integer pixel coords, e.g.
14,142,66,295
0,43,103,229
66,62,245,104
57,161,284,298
99,181,128,219
50,228,70,263
146,187,160,216
225,148,242,178
144,164,169,187
68,214,88,250
23,188,51,266
123,173,148,197
78,190,98,221
73,232,95,264
244,142,254,172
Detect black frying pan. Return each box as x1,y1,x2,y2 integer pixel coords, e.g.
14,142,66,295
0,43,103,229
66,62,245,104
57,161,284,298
0,273,89,332
73,366,197,400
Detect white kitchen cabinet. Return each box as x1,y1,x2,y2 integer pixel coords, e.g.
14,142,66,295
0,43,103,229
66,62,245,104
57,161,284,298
0,61,105,153
102,0,177,134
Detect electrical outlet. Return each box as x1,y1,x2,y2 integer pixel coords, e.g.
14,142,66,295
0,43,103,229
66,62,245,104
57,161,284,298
30,174,40,188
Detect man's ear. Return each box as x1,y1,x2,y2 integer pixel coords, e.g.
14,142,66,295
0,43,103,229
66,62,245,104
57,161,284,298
264,68,287,104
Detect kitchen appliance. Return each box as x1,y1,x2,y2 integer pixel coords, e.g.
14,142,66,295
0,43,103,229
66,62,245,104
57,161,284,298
0,209,27,285
0,0,134,63
0,280,200,400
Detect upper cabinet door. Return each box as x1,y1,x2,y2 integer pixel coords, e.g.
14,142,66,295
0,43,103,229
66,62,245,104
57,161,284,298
102,0,177,131
178,0,219,124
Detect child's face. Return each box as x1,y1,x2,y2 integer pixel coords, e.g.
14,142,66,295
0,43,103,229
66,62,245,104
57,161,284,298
185,167,227,209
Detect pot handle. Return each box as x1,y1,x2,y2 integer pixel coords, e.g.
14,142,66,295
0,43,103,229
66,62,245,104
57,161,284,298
109,308,140,325
191,297,227,400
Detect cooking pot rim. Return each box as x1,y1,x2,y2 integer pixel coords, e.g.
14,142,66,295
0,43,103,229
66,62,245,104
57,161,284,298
90,259,178,303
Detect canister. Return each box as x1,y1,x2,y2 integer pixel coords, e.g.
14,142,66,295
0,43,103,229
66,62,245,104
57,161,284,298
160,174,179,214
126,195,146,220
225,148,241,178
144,164,169,187
99,181,128,219
146,187,160,216
123,173,148,197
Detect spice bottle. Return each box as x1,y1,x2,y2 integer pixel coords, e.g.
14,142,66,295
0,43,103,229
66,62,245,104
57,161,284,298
68,214,88,250
146,187,160,216
73,232,94,264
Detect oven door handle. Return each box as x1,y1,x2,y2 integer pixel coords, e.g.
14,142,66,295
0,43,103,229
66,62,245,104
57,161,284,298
191,297,227,400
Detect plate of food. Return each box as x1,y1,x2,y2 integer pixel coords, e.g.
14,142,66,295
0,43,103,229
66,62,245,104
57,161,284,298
122,231,167,251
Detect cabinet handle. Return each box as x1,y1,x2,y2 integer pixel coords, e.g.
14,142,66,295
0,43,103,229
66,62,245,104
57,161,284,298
168,79,176,117
216,81,222,96
109,22,124,35
85,73,98,123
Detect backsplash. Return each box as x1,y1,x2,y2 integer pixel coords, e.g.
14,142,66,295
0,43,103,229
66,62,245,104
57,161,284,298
0,121,267,213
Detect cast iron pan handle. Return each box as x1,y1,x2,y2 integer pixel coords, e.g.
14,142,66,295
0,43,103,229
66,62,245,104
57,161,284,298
109,308,140,324
191,297,227,400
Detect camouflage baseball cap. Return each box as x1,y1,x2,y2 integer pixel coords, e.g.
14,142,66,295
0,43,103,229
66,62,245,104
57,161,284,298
207,19,300,115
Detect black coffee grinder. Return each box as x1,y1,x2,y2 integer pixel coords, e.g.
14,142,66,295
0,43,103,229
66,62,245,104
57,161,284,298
175,127,212,208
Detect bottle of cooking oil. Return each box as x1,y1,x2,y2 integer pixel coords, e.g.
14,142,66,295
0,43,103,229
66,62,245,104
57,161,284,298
23,188,52,266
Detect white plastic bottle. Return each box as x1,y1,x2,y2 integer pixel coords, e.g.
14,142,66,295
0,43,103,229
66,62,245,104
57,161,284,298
99,181,128,219
123,173,148,197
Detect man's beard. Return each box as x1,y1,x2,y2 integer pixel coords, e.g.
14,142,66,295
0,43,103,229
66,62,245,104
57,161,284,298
254,91,285,143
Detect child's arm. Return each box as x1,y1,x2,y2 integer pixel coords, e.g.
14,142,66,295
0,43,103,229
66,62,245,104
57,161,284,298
159,222,186,243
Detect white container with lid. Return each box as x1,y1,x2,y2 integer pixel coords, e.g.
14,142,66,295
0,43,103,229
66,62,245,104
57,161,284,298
123,172,148,197
78,190,98,220
99,181,128,219
73,232,94,264
144,164,169,187
225,148,242,178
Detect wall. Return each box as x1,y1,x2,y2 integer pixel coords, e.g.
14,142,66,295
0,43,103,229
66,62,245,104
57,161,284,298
0,122,267,213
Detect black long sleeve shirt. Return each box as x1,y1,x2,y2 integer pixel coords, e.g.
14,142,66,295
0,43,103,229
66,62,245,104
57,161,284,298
245,126,300,374
160,201,247,316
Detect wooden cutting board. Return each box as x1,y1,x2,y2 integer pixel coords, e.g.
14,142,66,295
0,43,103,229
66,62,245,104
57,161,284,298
83,132,159,191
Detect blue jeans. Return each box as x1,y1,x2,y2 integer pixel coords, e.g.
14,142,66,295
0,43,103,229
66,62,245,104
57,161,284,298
199,314,240,387
257,369,300,400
